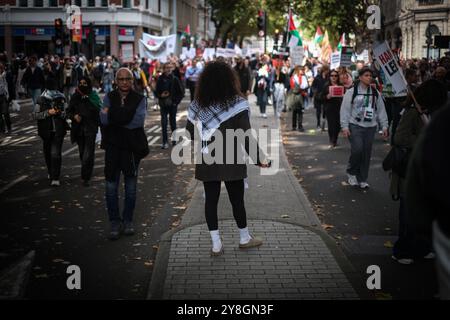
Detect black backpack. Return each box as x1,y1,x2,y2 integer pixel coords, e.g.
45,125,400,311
351,80,379,110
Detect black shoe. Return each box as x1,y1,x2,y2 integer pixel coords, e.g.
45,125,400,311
109,221,123,240
298,127,305,132
82,180,90,187
123,222,135,236
172,141,177,146
292,127,297,131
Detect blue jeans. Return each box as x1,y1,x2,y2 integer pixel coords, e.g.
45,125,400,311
103,83,112,94
105,169,138,224
29,88,42,112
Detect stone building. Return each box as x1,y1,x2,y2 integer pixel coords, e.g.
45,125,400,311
380,0,450,59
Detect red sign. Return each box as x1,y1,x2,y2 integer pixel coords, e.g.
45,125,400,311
329,86,345,97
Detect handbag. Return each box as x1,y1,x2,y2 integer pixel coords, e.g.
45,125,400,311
158,95,173,108
382,145,411,178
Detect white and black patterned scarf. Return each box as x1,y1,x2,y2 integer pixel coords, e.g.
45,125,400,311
188,96,249,149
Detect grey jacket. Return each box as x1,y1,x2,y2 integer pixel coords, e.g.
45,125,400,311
340,83,388,130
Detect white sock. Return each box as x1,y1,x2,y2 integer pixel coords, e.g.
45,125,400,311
239,227,251,244
210,230,222,252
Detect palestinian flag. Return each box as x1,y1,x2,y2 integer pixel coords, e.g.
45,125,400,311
181,24,191,46
181,24,190,39
337,33,346,51
288,13,302,48
314,26,324,44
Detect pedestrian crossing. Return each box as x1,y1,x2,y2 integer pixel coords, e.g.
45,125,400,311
0,106,188,151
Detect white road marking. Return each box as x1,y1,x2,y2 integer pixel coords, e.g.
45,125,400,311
0,175,28,195
62,145,78,157
147,125,159,133
148,136,160,146
10,136,37,146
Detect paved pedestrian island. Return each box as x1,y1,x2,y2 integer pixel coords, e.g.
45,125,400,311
148,98,364,300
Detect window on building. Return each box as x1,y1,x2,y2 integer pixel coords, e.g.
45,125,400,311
123,0,131,8
34,0,44,7
418,0,444,5
18,0,28,7
158,0,161,12
49,0,58,6
88,0,96,6
101,0,108,6
74,0,82,7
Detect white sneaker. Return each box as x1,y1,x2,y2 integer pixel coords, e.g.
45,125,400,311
347,174,358,186
392,255,414,265
50,180,60,187
424,252,435,259
360,182,370,189
262,113,267,118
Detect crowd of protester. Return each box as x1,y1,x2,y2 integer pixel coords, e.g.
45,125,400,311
1,47,449,298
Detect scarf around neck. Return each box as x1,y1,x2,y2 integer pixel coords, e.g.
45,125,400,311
188,96,249,152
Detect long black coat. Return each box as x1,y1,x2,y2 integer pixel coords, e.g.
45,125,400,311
67,91,100,143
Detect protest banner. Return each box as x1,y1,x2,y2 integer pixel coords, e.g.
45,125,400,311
139,33,176,63
202,48,216,61
373,41,407,95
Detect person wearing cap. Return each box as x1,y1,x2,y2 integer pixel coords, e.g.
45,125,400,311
340,67,389,189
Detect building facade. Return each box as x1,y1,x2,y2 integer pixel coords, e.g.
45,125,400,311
0,0,212,60
380,0,450,59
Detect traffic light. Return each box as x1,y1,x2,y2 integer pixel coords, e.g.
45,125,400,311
257,10,265,37
87,23,96,45
54,18,64,54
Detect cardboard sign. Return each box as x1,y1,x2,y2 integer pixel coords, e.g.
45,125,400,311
373,41,407,95
340,47,353,67
121,43,134,63
330,51,341,70
329,86,345,97
290,46,304,66
216,48,236,58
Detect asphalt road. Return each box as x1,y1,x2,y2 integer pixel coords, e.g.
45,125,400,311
280,105,437,300
0,96,194,299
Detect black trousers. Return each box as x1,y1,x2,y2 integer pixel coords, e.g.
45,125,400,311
160,104,177,144
203,180,247,231
76,134,96,181
0,95,11,132
187,79,196,102
314,102,326,127
42,133,64,180
326,105,341,145
292,107,304,130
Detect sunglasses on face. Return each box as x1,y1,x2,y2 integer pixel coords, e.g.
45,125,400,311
330,74,338,77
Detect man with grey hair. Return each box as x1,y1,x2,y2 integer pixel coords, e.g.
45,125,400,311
100,67,149,240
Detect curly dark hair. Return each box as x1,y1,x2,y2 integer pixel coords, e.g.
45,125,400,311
194,61,244,108
415,79,448,114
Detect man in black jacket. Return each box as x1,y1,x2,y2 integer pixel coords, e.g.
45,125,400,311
100,67,149,240
22,55,45,112
155,62,184,149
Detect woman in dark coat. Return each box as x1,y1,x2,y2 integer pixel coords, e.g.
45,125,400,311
186,61,271,256
319,69,344,148
67,76,101,186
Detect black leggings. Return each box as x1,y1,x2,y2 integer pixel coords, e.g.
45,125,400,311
203,180,247,231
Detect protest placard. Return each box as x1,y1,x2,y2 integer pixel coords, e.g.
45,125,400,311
329,86,345,97
340,47,353,67
330,51,341,70
373,41,407,95
290,46,304,66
